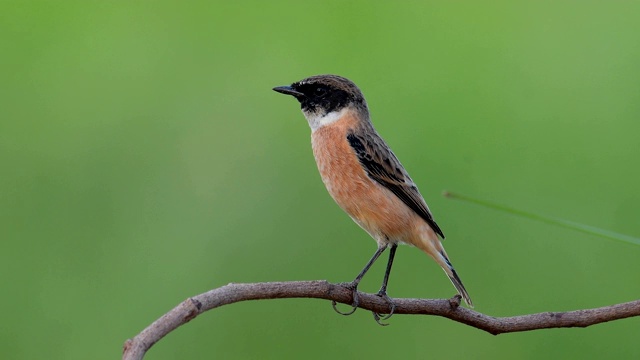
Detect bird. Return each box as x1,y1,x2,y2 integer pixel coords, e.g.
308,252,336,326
273,74,472,323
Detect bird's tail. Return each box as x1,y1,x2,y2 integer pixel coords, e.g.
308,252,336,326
437,249,473,307
415,231,473,307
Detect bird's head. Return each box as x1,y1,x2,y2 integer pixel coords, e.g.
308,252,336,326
273,74,369,130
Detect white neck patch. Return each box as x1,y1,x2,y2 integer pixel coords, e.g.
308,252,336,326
304,107,347,132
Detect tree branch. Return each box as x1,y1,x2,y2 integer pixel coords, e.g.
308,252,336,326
122,280,640,360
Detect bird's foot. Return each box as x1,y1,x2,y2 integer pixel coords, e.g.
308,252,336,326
372,290,396,326
331,281,360,316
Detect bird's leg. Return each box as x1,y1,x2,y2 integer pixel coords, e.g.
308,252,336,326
373,243,398,325
332,245,387,316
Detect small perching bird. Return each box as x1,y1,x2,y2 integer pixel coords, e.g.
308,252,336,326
273,75,472,324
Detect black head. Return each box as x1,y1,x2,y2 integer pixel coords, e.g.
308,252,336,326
273,74,368,117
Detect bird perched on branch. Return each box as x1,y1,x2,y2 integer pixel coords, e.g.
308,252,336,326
273,74,472,324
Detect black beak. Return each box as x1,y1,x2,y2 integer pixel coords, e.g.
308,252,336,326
273,85,304,97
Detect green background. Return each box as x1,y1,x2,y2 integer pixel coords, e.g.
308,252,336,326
2,1,639,359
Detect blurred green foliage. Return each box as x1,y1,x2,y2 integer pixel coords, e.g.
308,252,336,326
1,1,639,359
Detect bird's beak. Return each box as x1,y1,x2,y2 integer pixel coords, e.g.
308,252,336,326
273,85,304,97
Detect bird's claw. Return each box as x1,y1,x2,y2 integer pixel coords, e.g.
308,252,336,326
372,290,396,325
331,282,359,316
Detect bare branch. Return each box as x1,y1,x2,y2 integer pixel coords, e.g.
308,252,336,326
122,280,640,360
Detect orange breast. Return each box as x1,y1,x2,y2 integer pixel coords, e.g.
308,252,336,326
311,113,420,243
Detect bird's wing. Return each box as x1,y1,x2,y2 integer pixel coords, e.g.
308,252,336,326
346,132,445,238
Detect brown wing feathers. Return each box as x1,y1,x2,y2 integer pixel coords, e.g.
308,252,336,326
346,132,445,239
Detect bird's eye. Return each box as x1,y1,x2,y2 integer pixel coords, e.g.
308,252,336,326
314,86,327,96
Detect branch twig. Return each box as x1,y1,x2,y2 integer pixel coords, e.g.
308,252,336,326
122,280,640,360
